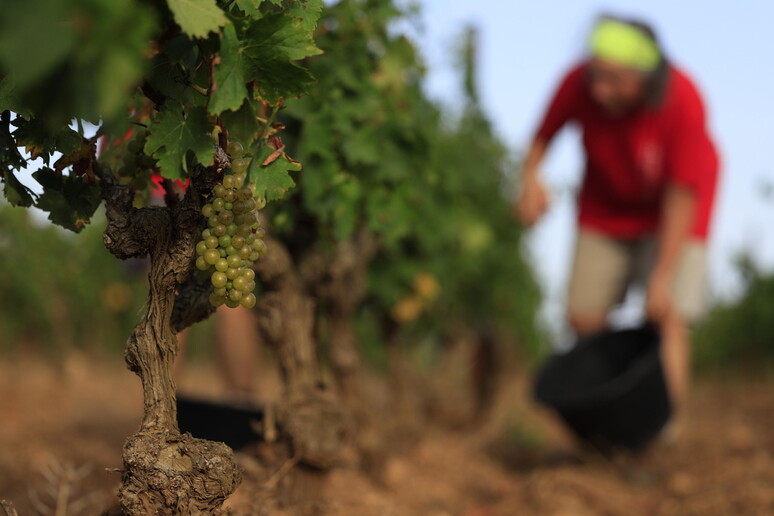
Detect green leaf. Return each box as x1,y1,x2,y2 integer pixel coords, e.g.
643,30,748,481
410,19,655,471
0,78,32,118
0,0,75,89
12,119,81,159
248,145,298,201
146,36,198,102
219,99,260,148
166,0,228,38
286,0,324,32
209,23,248,114
32,168,100,232
144,102,215,180
233,11,322,104
0,114,26,171
1,170,35,207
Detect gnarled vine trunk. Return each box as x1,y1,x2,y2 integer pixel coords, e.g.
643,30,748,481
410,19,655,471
99,151,240,515
254,233,351,471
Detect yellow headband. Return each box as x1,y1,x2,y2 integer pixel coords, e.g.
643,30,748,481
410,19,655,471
590,19,661,71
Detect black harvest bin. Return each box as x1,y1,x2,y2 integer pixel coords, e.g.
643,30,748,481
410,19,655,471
534,324,671,453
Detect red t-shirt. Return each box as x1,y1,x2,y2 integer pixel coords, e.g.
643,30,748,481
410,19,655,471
536,63,719,240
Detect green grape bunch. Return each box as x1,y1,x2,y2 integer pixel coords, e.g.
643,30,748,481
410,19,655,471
194,141,267,309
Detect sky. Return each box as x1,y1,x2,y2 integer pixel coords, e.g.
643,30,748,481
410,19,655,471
407,0,774,328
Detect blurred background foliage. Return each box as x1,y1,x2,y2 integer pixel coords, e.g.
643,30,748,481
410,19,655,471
0,0,769,374
693,256,774,371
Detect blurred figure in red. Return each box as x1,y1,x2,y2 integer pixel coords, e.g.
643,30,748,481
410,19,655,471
516,16,719,419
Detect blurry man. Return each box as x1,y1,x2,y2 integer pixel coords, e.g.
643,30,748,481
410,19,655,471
516,16,719,415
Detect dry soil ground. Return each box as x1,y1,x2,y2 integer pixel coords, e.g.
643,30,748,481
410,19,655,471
1,353,773,515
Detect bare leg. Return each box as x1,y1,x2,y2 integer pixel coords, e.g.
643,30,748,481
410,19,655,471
660,310,690,409
215,305,259,399
569,312,608,337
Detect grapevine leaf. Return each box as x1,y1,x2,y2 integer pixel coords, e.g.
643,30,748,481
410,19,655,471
219,99,260,148
233,0,264,15
147,36,198,101
239,12,322,104
166,0,228,38
209,23,248,114
144,102,215,180
286,0,324,32
0,78,32,119
248,145,299,201
11,119,81,160
32,168,100,232
0,0,75,89
1,170,35,207
0,114,25,171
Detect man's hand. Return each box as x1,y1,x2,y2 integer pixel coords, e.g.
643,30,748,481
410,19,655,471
646,268,673,322
514,174,550,227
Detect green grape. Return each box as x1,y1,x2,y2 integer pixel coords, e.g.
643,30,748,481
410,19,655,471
255,228,266,239
241,260,252,268
245,199,257,212
234,214,245,225
218,211,234,225
237,187,252,201
244,280,256,292
238,246,251,260
201,229,211,239
237,225,251,237
245,233,255,244
202,204,214,218
231,158,246,175
228,289,243,302
195,256,209,271
232,201,246,214
213,287,227,297
208,215,219,228
219,249,227,258
209,294,226,307
204,236,219,249
241,269,255,281
231,235,245,249
226,268,240,280
213,224,227,236
225,298,240,309
254,239,267,254
227,255,242,268
212,198,225,212
227,141,244,158
242,213,257,226
225,245,237,256
223,189,237,203
213,185,226,198
224,202,233,211
233,173,246,186
218,235,232,248
256,197,267,210
249,251,261,261
204,249,220,265
211,271,228,288
226,223,238,236
226,281,233,290
215,258,229,272
240,293,257,309
222,175,235,189
233,276,247,292
196,241,207,256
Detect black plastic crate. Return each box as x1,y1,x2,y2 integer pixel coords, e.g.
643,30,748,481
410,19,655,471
534,324,671,453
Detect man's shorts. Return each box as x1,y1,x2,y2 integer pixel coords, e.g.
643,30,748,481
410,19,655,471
567,228,708,323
